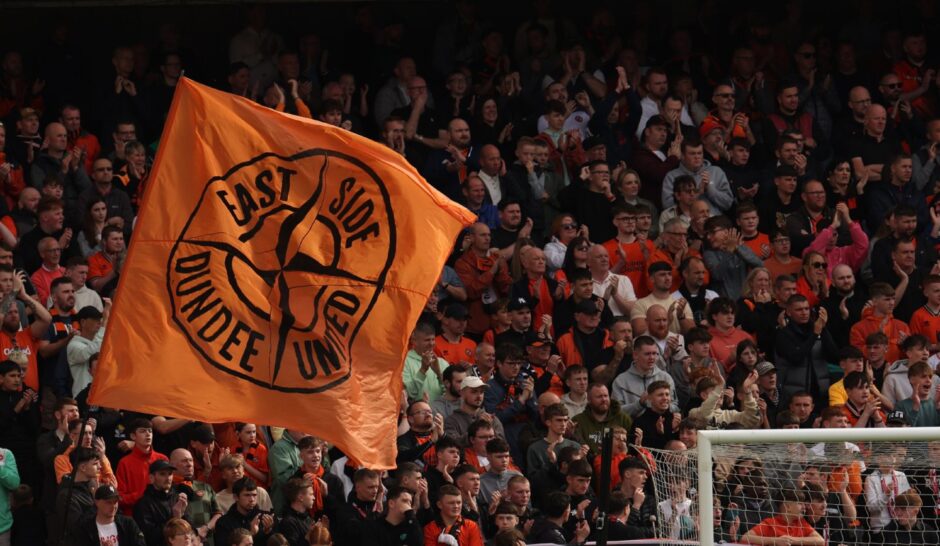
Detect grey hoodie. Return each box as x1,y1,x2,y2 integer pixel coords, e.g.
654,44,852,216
661,159,734,214
611,364,679,417
882,359,940,406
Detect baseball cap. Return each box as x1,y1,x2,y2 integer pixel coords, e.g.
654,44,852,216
149,460,176,474
461,376,487,390
774,164,799,179
75,306,103,321
886,410,908,426
755,362,776,377
507,296,533,312
94,484,120,500
574,299,600,315
443,303,469,320
525,331,551,347
189,424,215,444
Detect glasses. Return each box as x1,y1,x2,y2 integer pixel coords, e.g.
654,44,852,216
410,410,432,417
811,262,828,269
561,223,578,230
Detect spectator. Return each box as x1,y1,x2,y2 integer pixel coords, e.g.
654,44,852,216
455,223,513,338
662,139,734,215
703,215,763,300
705,297,754,373
612,335,678,417
117,419,168,516
29,122,91,202
74,484,145,546
267,429,305,515
67,304,108,397
133,459,189,546
775,295,838,409
215,477,275,546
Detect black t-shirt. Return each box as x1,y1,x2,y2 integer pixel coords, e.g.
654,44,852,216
844,132,902,166
491,225,520,251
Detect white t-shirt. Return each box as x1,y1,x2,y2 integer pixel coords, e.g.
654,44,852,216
591,272,636,316
97,521,119,546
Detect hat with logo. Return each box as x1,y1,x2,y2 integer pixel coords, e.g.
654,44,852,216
94,484,121,500
886,410,908,426
507,296,533,312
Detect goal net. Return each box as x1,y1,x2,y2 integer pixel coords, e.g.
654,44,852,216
638,427,940,546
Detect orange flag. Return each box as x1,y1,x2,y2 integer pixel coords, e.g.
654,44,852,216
89,78,475,469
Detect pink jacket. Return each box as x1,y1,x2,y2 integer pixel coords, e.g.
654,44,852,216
804,221,869,275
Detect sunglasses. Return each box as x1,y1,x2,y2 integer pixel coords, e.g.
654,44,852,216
562,223,578,230
811,262,828,269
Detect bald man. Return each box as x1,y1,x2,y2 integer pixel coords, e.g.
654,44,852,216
169,448,223,541
821,263,868,347
833,86,872,155
423,116,480,202
511,246,560,331
30,122,91,201
455,222,513,336
849,104,902,183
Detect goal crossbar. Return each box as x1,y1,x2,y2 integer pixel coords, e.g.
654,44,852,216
696,426,940,546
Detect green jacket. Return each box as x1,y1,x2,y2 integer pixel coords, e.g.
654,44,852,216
572,400,633,455
267,434,301,514
0,448,20,534
402,350,447,402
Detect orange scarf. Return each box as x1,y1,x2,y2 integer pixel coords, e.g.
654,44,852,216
301,465,326,514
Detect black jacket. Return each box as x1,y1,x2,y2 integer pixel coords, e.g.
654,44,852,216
73,513,146,546
333,493,380,546
53,477,96,545
215,503,274,546
527,517,569,544
774,320,839,409
37,429,72,512
133,485,188,546
360,513,424,546
277,507,314,546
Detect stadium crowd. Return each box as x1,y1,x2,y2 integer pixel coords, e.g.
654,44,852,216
1,1,940,545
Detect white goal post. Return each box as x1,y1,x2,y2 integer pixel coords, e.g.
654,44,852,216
696,426,940,546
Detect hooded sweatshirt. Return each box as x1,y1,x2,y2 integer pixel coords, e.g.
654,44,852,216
572,399,633,454
882,359,940,407
661,159,734,214
611,365,679,417
707,326,754,374
689,387,761,429
849,308,910,363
